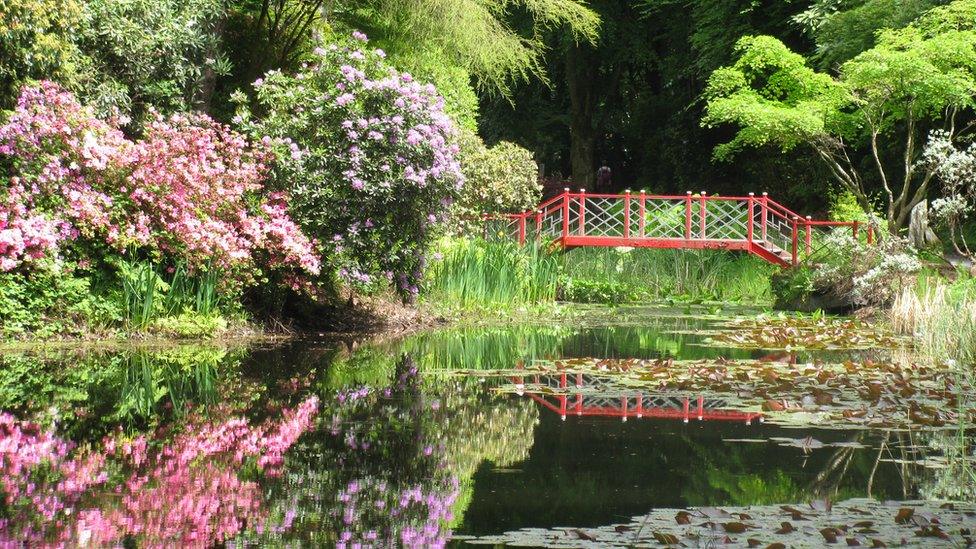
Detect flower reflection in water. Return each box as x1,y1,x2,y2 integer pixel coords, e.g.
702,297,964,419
0,396,319,546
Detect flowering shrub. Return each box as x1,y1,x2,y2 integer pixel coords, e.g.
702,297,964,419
0,82,319,288
239,32,463,299
922,129,976,259
452,129,541,227
773,230,921,308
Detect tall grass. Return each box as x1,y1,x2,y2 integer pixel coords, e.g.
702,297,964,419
121,260,223,329
561,247,774,303
424,238,560,310
890,278,976,364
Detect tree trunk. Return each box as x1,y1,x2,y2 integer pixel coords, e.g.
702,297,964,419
566,41,597,188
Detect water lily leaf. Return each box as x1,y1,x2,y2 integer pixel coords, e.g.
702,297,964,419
653,531,679,544
723,521,749,533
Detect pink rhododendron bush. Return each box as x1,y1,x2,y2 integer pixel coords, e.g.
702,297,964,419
0,81,320,288
239,33,463,300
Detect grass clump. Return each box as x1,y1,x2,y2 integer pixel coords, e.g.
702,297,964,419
424,237,560,311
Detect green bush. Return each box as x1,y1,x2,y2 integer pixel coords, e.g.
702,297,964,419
560,248,774,304
0,263,122,338
453,129,542,222
558,278,642,304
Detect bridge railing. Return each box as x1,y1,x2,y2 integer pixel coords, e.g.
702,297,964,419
484,189,873,266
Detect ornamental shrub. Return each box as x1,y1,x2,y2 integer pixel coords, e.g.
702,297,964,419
238,33,464,300
0,82,319,288
453,129,541,224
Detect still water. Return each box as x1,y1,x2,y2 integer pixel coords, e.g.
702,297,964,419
0,306,972,546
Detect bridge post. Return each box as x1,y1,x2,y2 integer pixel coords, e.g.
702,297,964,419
623,189,631,239
805,216,812,256
561,188,570,240
747,193,754,243
791,217,799,265
536,209,543,241
853,220,859,240
761,192,768,242
639,190,646,238
578,188,586,236
518,214,526,245
699,191,707,239
684,192,693,240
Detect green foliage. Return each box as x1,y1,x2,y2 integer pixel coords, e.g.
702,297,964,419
329,0,600,98
454,129,542,220
558,277,640,304
75,0,231,122
424,237,560,310
795,0,944,68
151,313,228,338
704,3,976,230
0,263,122,338
560,248,775,304
828,188,873,222
0,0,83,108
702,35,852,160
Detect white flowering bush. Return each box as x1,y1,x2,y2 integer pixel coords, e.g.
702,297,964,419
921,130,976,258
240,32,463,300
773,230,921,308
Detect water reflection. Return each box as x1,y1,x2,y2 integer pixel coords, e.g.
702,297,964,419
516,370,763,424
0,307,971,546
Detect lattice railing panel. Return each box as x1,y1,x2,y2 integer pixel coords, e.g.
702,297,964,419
642,198,687,239
756,209,795,259
702,199,749,241
582,197,626,237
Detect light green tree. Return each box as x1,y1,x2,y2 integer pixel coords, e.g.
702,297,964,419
703,0,976,232
0,0,84,108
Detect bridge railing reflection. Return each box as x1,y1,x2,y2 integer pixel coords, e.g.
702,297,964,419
512,370,762,425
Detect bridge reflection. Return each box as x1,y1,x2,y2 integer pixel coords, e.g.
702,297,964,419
513,370,762,425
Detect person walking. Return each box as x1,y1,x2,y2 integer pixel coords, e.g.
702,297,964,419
596,163,611,192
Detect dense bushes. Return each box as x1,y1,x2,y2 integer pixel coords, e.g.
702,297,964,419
453,129,542,222
0,82,321,336
0,82,318,281
240,34,463,300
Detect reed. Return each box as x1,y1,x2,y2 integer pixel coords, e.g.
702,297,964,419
561,247,774,303
121,260,224,328
890,279,976,364
425,238,560,310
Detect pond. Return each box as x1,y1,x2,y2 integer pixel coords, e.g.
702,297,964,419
0,306,973,547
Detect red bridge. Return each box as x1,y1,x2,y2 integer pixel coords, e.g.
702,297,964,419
513,371,763,425
488,189,872,266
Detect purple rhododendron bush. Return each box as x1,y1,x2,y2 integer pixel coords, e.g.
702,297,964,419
238,32,463,302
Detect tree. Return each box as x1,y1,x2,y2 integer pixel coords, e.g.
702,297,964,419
794,0,946,69
76,0,231,125
325,0,600,127
703,0,976,232
0,0,83,109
